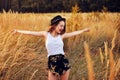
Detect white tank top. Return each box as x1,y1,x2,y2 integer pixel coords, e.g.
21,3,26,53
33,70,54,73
45,32,64,57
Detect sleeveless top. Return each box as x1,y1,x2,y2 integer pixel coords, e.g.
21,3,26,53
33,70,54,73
45,32,64,57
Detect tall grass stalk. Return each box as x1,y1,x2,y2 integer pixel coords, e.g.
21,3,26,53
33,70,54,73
114,59,120,76
99,48,104,64
109,31,117,80
84,42,95,80
104,42,108,61
29,69,38,80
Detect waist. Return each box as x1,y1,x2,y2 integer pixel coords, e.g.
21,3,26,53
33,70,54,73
47,51,64,57
48,54,64,59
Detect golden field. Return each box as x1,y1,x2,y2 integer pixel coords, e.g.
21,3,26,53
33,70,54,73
0,11,120,80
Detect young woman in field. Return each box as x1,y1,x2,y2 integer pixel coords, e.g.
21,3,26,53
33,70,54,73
13,15,90,80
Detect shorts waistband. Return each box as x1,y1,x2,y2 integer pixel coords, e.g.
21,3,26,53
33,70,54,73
49,54,64,58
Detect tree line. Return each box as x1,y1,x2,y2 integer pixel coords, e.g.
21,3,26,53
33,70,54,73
0,0,119,13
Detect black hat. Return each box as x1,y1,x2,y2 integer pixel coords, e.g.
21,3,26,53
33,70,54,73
50,15,66,26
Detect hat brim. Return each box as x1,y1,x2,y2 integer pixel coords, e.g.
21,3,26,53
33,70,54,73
50,18,66,26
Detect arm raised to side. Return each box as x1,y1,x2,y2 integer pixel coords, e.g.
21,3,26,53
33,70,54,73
12,29,47,37
62,28,90,39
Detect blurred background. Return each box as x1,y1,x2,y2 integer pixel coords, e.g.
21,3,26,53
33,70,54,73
0,0,119,13
0,0,120,80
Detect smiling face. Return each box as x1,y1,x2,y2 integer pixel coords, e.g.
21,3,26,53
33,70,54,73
54,21,65,34
48,20,66,35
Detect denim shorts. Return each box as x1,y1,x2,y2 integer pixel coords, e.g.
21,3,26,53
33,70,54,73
48,54,71,75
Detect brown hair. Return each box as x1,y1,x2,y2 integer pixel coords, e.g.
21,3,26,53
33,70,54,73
48,20,66,35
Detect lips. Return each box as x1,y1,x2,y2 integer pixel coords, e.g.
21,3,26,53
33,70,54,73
59,29,63,32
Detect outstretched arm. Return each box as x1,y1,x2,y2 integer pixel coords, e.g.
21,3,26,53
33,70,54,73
12,29,47,37
62,28,90,39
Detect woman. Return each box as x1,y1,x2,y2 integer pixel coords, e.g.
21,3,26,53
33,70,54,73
13,15,90,80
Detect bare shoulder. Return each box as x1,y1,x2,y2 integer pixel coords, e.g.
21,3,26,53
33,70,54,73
61,33,67,39
40,31,48,37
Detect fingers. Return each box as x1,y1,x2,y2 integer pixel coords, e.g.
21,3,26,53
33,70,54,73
11,29,17,34
84,28,90,32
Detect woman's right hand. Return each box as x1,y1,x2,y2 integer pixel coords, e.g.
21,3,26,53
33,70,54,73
11,29,17,34
84,28,90,32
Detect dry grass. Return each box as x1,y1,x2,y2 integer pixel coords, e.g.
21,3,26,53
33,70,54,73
0,11,120,80
84,42,94,80
109,30,117,80
99,48,104,64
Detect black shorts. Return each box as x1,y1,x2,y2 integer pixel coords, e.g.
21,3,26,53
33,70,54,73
48,54,71,76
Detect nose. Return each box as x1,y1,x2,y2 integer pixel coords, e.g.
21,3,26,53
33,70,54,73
61,26,64,30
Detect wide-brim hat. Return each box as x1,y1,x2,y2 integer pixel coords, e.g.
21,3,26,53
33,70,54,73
50,15,66,26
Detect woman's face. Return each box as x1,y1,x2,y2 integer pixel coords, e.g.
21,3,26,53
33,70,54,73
55,21,65,34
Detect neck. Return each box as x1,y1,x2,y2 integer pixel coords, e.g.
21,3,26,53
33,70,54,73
51,31,58,37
